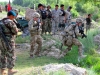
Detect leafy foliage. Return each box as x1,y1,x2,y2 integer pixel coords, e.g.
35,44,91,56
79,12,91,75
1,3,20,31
12,0,100,20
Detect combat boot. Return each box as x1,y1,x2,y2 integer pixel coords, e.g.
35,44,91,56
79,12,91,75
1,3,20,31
1,69,7,75
8,69,18,75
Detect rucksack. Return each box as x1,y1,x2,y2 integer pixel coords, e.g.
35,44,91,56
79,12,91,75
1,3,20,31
41,10,47,19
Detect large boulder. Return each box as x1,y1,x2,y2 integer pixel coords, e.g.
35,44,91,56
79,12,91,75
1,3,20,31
16,43,30,50
41,46,62,59
94,34,100,45
25,8,36,21
41,39,64,59
42,63,87,75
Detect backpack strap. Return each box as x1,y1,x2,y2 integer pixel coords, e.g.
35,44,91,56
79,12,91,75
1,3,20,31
73,25,77,38
2,18,14,35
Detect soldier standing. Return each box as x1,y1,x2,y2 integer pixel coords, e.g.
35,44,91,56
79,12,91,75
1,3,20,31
0,5,2,13
59,4,66,31
86,14,92,33
0,11,18,75
28,12,42,58
46,5,52,34
41,5,47,34
36,4,43,20
51,5,63,35
61,18,86,59
65,6,72,26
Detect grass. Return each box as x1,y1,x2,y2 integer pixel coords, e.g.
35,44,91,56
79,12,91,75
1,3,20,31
14,28,100,75
79,28,99,54
0,11,7,19
14,47,78,75
16,36,30,43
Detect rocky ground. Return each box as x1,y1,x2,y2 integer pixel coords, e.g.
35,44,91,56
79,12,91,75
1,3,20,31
15,34,88,75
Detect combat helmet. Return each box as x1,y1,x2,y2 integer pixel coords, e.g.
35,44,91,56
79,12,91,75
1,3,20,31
32,12,40,18
76,18,83,23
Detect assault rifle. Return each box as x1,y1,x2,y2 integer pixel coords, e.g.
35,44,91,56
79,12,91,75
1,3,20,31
78,23,87,38
0,20,12,51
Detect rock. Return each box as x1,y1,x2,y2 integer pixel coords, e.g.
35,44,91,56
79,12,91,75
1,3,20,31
52,35,62,41
42,63,87,75
41,46,62,59
42,39,56,48
25,8,36,21
16,43,30,50
94,34,100,45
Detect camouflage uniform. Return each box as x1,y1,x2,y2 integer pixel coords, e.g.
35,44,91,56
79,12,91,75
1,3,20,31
28,12,42,57
61,18,84,57
41,9,47,34
46,8,52,34
0,18,18,70
51,9,62,34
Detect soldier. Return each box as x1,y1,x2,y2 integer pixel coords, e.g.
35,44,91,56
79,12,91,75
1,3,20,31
28,12,42,58
36,4,43,20
0,5,2,13
65,6,72,26
41,5,47,34
86,14,92,33
51,5,63,35
46,5,52,34
0,11,18,75
61,18,86,59
59,4,66,31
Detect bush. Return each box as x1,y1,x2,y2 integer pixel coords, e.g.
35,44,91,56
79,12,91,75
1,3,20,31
93,61,100,74
80,29,99,53
16,36,30,43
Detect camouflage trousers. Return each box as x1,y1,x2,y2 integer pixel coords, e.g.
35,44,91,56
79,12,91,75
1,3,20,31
0,38,15,70
63,38,83,56
42,19,47,34
30,35,42,56
46,18,52,34
65,19,71,26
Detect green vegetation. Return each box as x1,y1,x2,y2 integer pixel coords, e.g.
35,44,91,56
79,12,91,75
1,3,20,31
16,36,30,43
0,0,100,20
14,28,100,75
0,0,100,75
12,0,100,20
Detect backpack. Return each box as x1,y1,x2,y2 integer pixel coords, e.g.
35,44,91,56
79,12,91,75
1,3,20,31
61,9,66,16
41,10,47,19
0,18,16,35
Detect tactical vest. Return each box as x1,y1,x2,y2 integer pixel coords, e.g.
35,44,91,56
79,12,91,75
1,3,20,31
41,10,47,19
61,9,66,16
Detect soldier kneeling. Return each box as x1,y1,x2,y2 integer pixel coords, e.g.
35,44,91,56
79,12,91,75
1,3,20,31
61,18,86,59
28,12,42,58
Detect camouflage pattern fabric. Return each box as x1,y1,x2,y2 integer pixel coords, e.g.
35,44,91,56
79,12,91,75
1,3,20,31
0,18,18,69
28,19,42,56
46,18,51,34
61,24,83,57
